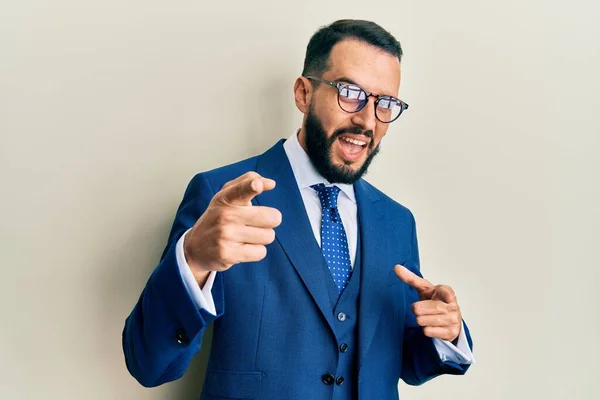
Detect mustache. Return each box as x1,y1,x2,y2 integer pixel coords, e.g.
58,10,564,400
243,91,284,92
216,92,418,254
330,126,374,147
332,126,373,139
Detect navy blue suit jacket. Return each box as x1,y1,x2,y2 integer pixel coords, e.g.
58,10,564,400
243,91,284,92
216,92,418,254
123,140,473,399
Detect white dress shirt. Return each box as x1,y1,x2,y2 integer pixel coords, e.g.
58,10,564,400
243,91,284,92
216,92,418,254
176,131,474,364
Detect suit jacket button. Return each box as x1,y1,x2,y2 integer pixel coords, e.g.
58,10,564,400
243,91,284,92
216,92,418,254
175,329,189,345
336,376,344,386
337,312,347,322
322,373,335,385
339,343,348,353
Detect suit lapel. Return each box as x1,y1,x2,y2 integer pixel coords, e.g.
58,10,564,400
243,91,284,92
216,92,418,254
254,141,336,333
354,179,393,371
253,140,402,354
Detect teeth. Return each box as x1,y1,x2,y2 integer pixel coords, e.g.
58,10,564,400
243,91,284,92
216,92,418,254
342,137,366,146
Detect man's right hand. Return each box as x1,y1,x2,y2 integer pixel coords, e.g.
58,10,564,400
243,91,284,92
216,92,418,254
183,172,282,285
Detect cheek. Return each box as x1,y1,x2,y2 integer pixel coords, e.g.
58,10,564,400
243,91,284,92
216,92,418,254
317,99,350,135
374,124,390,141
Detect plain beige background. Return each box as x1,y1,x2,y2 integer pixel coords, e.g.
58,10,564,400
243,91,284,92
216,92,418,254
1,0,599,399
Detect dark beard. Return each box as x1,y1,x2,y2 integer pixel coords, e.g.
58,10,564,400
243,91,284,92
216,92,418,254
304,106,380,184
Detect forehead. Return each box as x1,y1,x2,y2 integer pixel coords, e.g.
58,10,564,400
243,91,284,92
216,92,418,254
325,39,401,96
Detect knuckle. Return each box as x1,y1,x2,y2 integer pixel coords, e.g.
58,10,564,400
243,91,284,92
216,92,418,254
264,210,281,227
253,245,267,261
209,192,222,206
259,245,267,258
245,171,260,180
272,209,283,226
219,208,236,224
214,183,235,203
266,229,276,243
220,225,234,240
263,209,281,227
215,243,229,262
213,191,229,206
214,220,227,236
215,209,235,227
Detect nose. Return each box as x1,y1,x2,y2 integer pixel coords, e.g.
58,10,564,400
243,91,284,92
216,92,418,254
350,96,377,132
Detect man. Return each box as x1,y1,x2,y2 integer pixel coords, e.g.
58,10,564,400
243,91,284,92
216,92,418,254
123,19,474,399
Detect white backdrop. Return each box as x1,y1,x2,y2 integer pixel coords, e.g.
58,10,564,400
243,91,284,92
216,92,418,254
1,0,598,399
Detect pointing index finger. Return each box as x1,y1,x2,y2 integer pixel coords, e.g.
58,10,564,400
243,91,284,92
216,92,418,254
219,174,276,206
394,264,434,293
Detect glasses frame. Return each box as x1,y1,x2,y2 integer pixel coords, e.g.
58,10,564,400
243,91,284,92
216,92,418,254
305,75,408,123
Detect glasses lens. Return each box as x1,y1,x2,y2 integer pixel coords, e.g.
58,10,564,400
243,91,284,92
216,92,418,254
337,84,367,112
376,96,404,123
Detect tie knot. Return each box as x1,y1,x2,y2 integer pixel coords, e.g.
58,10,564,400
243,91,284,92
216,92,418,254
311,183,341,209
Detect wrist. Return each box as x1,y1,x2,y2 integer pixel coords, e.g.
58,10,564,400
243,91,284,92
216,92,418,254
183,234,212,286
193,269,211,287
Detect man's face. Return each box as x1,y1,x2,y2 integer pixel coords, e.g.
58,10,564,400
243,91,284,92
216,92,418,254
299,39,401,184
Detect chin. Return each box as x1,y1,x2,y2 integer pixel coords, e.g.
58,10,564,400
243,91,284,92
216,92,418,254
337,156,366,168
334,160,361,176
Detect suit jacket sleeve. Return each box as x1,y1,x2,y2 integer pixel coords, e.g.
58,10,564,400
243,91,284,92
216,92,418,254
122,173,225,387
400,210,473,386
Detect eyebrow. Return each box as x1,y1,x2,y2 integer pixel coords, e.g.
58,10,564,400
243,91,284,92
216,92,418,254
335,76,360,85
334,76,398,99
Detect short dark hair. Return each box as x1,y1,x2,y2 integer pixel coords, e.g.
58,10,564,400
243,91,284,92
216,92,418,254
301,19,403,77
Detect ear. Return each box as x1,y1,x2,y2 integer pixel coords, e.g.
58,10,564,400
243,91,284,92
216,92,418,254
293,76,312,114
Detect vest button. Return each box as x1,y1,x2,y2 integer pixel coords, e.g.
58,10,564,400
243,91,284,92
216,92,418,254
336,376,345,386
322,373,335,385
339,343,348,353
337,312,347,322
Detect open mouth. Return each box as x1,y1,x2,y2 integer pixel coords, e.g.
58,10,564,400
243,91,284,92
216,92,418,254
336,135,369,162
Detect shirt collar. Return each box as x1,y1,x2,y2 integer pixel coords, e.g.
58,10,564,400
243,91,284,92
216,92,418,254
283,131,356,203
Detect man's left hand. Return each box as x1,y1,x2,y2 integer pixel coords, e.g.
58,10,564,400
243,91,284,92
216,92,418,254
394,264,462,342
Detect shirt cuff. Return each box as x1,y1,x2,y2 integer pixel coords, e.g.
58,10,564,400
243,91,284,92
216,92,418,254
433,322,475,364
175,229,217,315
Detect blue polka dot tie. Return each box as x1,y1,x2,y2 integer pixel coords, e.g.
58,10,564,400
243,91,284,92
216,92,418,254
311,184,352,294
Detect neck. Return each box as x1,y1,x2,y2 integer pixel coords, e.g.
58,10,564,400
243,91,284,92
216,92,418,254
297,127,309,153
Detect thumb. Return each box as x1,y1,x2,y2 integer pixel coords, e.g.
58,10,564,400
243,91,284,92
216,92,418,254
394,264,434,295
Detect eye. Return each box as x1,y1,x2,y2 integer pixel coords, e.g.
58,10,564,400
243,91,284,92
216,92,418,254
377,96,400,110
339,84,367,101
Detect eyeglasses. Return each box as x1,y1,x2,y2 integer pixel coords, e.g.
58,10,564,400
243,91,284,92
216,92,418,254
305,75,409,123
